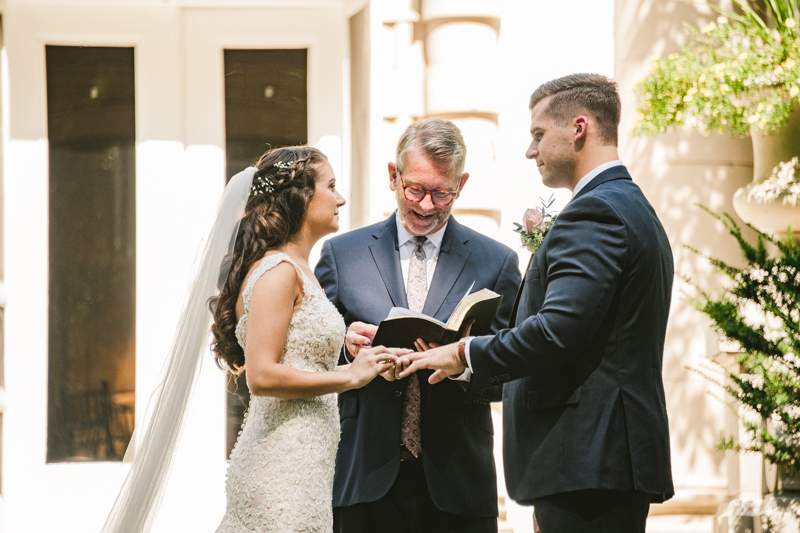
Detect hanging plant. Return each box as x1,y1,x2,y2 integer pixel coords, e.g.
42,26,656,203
633,0,800,136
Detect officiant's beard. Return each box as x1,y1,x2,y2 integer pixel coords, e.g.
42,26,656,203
394,187,452,236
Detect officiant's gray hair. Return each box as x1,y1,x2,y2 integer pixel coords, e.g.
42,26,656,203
395,117,466,182
529,73,621,147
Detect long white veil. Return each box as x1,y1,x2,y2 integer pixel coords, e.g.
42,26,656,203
100,167,257,533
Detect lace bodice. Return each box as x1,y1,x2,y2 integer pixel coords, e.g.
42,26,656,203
234,253,344,372
217,253,345,533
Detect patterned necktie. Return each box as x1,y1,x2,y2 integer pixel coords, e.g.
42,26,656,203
401,236,427,458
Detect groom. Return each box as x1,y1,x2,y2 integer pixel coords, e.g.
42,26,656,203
315,117,520,533
401,74,675,531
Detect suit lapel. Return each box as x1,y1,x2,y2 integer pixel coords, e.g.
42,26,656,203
422,218,471,318
369,214,408,308
505,165,632,327
508,254,534,328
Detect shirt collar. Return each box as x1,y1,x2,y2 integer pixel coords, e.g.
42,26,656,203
395,213,448,250
571,160,624,199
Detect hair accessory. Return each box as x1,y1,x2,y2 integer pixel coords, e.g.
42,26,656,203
250,175,275,196
274,160,294,170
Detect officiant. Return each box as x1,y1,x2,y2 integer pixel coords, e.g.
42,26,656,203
315,117,521,533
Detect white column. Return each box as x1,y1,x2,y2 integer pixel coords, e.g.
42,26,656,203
421,0,502,238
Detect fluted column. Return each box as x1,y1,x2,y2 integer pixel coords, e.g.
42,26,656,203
368,0,426,222
421,0,502,237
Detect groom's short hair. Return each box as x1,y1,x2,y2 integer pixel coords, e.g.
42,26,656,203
529,73,621,147
395,118,466,181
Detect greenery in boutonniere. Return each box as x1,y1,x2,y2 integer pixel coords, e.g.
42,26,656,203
687,207,800,469
632,0,800,136
513,195,557,254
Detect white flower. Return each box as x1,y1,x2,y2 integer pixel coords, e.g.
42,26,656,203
746,157,800,206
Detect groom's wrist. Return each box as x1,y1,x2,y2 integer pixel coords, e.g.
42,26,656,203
457,338,468,366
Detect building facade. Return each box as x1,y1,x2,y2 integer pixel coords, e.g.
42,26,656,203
1,0,755,532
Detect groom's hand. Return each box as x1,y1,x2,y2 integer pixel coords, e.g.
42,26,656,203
345,321,378,360
399,341,465,384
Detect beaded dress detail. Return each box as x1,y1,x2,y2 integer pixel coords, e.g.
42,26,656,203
216,253,345,533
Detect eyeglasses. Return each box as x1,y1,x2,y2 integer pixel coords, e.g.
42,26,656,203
397,172,460,207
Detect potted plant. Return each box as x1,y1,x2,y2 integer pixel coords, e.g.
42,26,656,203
688,209,800,492
632,0,800,237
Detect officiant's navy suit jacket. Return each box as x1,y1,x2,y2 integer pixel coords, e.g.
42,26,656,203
469,165,675,504
315,214,520,517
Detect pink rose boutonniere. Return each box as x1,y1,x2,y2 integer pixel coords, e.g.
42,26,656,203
513,195,557,254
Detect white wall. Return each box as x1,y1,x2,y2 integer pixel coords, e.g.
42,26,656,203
3,2,347,532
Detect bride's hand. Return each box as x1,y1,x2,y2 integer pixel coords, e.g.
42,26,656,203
347,346,411,389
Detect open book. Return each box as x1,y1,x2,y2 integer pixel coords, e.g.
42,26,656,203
371,288,503,350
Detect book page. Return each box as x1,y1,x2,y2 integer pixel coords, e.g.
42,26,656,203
446,288,502,332
385,306,447,328
451,282,475,319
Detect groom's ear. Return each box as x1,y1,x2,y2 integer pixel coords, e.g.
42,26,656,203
388,162,398,191
573,116,589,142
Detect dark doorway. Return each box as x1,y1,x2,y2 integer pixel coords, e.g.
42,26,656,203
223,49,308,458
46,46,136,462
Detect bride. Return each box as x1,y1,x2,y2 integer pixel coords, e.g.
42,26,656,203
101,146,405,533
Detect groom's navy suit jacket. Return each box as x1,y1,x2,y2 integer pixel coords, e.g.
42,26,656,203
469,165,675,504
315,214,520,517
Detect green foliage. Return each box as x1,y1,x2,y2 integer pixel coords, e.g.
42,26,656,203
689,207,800,468
512,219,556,253
633,1,800,137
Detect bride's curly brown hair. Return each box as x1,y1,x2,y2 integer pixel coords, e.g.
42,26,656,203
209,146,327,373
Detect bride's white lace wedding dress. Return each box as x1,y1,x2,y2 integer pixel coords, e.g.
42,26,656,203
216,253,345,533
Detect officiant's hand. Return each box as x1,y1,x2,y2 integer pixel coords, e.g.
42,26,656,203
413,338,440,351
345,321,378,359
398,342,465,384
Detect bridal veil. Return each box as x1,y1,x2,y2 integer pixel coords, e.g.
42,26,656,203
100,167,256,533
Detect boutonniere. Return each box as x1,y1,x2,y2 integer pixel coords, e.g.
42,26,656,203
513,195,557,254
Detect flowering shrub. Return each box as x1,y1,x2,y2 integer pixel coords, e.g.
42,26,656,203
633,12,800,136
688,208,800,468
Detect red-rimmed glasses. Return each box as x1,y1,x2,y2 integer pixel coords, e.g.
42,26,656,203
397,172,460,207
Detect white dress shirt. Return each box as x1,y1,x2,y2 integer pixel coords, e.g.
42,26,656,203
570,160,623,200
396,214,447,290
461,160,625,376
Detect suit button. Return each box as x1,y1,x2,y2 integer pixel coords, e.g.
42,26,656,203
395,390,403,397
504,374,511,380
488,377,495,384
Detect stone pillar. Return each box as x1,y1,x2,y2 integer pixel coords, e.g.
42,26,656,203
614,0,757,527
368,0,425,222
420,0,502,238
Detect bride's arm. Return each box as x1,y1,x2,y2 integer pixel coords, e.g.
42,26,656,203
243,262,397,399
